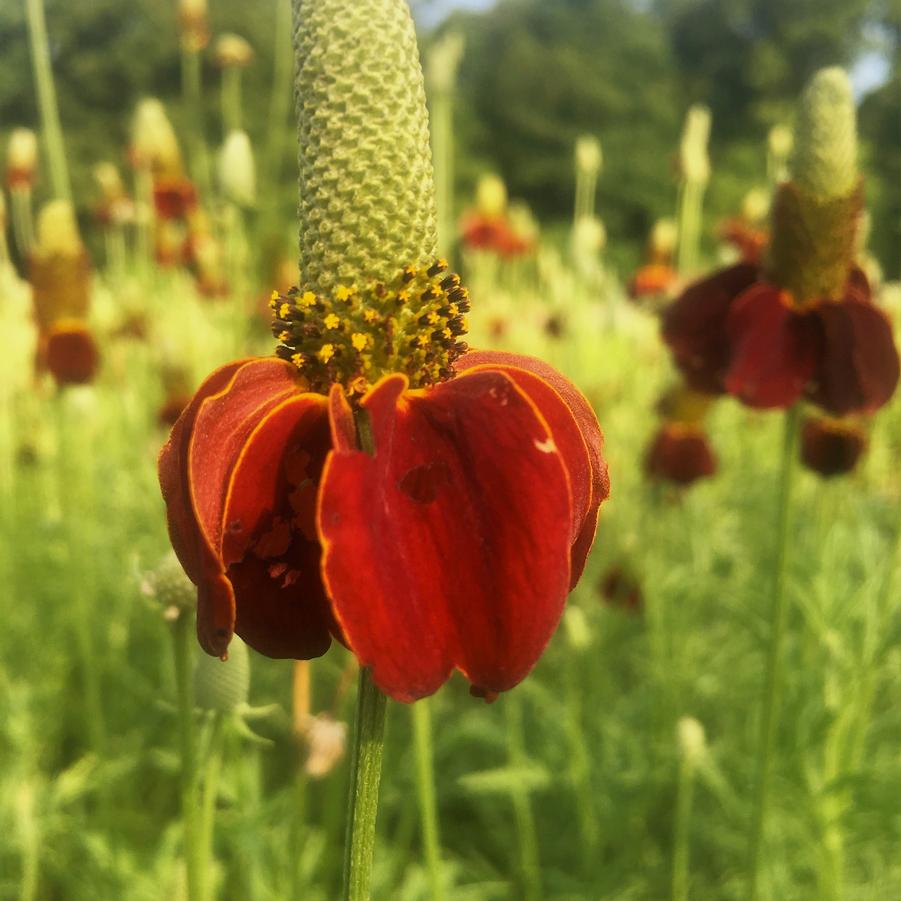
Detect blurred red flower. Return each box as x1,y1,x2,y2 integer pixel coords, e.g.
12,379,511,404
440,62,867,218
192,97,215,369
645,422,717,486
159,349,608,702
45,321,100,386
662,263,899,416
800,416,867,477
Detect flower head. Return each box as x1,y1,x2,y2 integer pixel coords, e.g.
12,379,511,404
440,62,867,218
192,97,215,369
158,0,608,702
45,321,100,387
800,416,867,478
662,68,899,417
6,128,38,190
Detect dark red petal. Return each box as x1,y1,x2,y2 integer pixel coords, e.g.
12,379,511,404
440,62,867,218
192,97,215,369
160,357,301,656
645,423,717,486
159,359,251,586
662,263,759,394
221,393,340,658
808,298,900,416
800,417,867,477
318,370,574,702
454,350,609,586
724,284,818,409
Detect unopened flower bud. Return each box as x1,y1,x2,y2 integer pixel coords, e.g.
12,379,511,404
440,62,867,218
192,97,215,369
214,33,254,68
475,173,507,219
194,634,250,712
792,67,856,202
575,135,603,179
179,0,209,52
563,605,592,650
741,188,769,224
35,200,81,257
302,713,347,778
679,105,711,185
768,124,793,162
650,217,678,259
131,99,183,177
145,551,196,614
217,130,256,207
6,128,38,189
677,716,706,768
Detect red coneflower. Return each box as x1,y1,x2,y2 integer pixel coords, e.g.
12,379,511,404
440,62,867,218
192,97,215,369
800,415,867,477
663,73,899,417
45,320,100,386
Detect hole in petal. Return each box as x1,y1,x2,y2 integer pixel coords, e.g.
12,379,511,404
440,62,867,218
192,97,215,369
398,461,450,505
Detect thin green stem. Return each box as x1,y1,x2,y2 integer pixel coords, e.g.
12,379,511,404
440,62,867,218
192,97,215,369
172,610,203,901
672,756,696,901
263,0,295,211
412,699,445,901
181,46,212,202
221,67,243,134
505,694,542,901
747,406,802,901
24,0,71,203
198,713,226,901
342,667,388,901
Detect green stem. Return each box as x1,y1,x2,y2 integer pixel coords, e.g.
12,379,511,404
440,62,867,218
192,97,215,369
199,713,226,901
172,610,203,901
181,46,213,202
24,0,71,203
25,0,69,204
412,699,445,901
342,667,388,901
57,394,106,755
263,0,295,212
563,653,599,873
747,406,801,901
221,67,243,135
505,694,542,901
672,756,696,901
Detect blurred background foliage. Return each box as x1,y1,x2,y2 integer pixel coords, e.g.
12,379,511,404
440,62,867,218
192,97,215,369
0,0,897,276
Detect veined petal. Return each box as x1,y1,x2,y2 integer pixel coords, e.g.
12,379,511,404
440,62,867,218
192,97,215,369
724,284,818,409
318,369,574,702
454,349,609,586
662,263,759,394
221,392,339,659
160,357,301,656
809,297,900,416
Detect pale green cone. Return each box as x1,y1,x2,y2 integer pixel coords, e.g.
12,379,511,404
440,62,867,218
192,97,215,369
791,67,856,202
292,0,438,295
768,67,861,303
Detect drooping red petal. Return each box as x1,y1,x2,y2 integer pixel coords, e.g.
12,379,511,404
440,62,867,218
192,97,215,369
808,297,900,416
318,370,574,702
724,284,819,409
159,357,302,656
662,263,759,394
454,350,609,586
159,359,250,587
800,416,867,477
220,393,340,658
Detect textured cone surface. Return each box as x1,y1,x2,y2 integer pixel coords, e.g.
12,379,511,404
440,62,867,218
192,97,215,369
792,68,856,202
293,0,437,295
767,181,861,303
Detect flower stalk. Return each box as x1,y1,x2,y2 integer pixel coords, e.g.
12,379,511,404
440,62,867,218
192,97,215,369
747,405,801,900
24,0,72,204
342,667,388,901
412,699,445,901
172,607,203,901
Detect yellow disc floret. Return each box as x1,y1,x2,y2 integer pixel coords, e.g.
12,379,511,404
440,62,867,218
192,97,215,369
272,259,470,395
